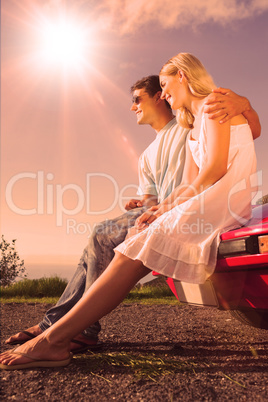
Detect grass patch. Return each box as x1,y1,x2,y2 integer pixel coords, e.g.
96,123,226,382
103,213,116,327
0,276,67,298
125,297,178,305
0,296,178,305
126,282,173,300
75,351,196,380
0,297,60,304
0,276,179,305
125,282,178,305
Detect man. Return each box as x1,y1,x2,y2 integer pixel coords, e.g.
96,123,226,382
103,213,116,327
5,76,260,352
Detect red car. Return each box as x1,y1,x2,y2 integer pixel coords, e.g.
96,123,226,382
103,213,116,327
154,200,268,329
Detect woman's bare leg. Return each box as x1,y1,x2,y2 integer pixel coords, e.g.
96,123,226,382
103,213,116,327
0,253,150,367
47,253,149,342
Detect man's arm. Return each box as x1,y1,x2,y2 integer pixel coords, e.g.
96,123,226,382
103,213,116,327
125,194,158,210
204,87,261,139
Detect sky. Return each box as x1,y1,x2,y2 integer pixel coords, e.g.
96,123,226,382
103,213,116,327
1,0,268,279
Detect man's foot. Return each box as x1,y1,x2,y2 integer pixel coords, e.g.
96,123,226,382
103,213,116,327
70,334,101,354
5,325,42,345
5,327,100,354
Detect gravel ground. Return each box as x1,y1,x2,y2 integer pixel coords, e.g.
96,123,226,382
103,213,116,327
1,302,268,401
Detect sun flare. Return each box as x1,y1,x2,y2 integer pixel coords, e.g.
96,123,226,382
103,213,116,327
40,18,89,69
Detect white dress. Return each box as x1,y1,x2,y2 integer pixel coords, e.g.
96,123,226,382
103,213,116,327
115,115,257,284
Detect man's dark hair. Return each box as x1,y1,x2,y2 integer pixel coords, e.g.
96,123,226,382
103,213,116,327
131,75,171,109
131,75,161,96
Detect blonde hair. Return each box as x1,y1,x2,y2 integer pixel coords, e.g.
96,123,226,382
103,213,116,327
160,53,216,128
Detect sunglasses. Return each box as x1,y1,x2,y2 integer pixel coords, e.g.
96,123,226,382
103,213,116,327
132,94,147,104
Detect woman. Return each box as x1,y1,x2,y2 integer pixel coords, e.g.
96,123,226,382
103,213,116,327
0,53,257,369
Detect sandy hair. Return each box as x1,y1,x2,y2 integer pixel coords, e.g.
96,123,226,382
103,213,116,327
160,53,216,128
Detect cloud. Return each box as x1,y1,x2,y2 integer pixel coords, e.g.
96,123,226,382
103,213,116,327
87,0,268,34
39,0,268,34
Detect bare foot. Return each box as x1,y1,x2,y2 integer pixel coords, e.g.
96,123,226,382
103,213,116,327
0,333,70,368
5,325,42,345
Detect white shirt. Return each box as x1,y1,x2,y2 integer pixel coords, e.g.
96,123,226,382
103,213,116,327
138,118,190,203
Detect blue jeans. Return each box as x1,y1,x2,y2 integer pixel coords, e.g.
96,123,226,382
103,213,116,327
39,207,146,339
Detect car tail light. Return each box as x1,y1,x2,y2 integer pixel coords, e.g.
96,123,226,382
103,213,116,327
218,235,260,258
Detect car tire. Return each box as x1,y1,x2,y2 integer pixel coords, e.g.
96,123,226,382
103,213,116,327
230,309,268,329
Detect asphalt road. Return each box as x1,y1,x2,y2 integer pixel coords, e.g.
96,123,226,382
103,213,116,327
1,302,268,401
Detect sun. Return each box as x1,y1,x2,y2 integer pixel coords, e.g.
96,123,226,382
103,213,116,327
40,17,89,70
